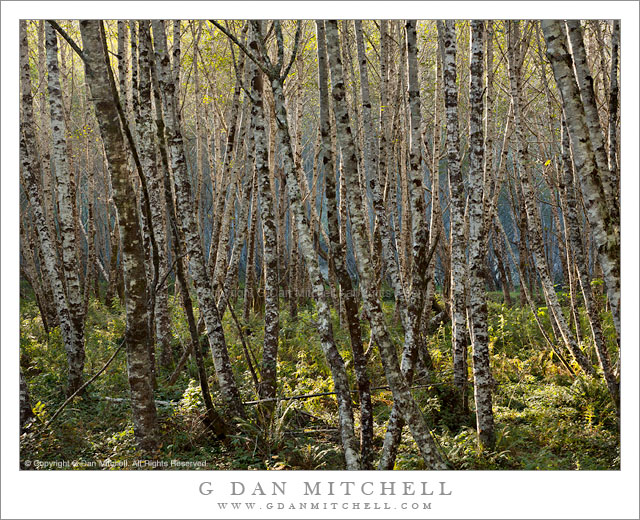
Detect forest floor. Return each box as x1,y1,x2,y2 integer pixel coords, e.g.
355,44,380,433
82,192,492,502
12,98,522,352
19,287,620,470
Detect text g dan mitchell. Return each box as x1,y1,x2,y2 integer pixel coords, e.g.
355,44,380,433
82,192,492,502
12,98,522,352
199,480,453,497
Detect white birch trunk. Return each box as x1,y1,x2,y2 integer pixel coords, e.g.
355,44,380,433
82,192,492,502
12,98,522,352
325,20,447,470
541,20,620,339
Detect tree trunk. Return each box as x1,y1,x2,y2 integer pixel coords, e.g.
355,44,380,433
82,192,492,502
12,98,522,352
216,18,364,469
317,20,373,470
509,21,594,377
79,19,158,451
140,20,226,436
438,20,468,406
151,20,245,417
135,20,172,368
560,118,619,408
467,20,495,449
379,19,440,470
20,369,35,432
608,20,620,190
541,20,620,340
325,19,446,471
565,21,619,216
45,23,86,396
247,31,280,417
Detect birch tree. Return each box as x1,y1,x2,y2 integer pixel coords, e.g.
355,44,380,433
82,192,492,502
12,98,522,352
438,20,468,406
316,20,373,468
324,19,447,470
21,21,83,397
247,25,280,414
560,118,619,407
541,20,620,339
151,19,245,418
509,20,594,376
468,20,495,448
135,19,172,368
45,23,86,395
79,19,158,450
211,20,361,469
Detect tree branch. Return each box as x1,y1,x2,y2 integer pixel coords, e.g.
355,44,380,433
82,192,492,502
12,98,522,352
280,20,303,82
209,20,270,76
47,20,86,63
44,337,127,428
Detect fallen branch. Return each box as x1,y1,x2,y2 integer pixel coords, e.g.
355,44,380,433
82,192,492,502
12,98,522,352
102,396,176,407
220,286,260,392
45,337,126,428
167,339,194,386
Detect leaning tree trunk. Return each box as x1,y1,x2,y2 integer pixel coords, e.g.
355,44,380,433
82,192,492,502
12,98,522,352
271,73,361,472
560,118,619,408
509,21,595,377
151,19,244,418
379,19,439,470
213,18,363,469
45,23,86,396
79,19,158,451
565,21,619,220
139,20,226,436
208,38,246,274
325,19,447,470
316,20,374,469
541,20,620,340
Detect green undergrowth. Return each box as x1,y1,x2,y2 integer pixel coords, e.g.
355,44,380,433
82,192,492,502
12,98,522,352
19,289,619,470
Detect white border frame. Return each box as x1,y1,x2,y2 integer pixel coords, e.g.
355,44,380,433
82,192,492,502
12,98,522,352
2,3,638,519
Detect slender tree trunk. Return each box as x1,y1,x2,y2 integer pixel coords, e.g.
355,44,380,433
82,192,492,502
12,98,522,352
136,20,172,368
566,21,619,216
247,31,279,418
438,20,468,407
608,20,620,189
379,19,440,469
243,185,259,321
541,20,620,340
140,20,226,435
275,80,361,470
20,220,50,334
468,20,495,448
354,20,379,188
317,20,373,469
45,23,86,396
496,217,576,376
21,22,78,395
151,20,245,417
35,21,60,329
495,236,513,306
560,118,619,407
212,104,251,296
20,369,35,432
216,18,363,469
325,19,446,470
208,34,246,273
509,21,594,376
